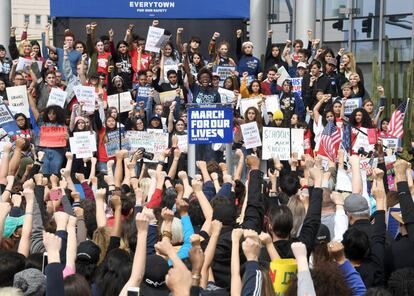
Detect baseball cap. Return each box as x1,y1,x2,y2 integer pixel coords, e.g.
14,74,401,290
140,255,170,296
326,57,337,67
344,193,369,213
297,62,307,69
77,240,101,264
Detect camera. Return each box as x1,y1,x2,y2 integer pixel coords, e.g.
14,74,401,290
138,148,154,160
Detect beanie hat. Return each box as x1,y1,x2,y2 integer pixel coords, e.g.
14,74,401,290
13,268,46,296
273,110,284,120
242,41,254,50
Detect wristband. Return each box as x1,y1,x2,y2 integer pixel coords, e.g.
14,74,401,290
192,274,201,280
162,231,172,240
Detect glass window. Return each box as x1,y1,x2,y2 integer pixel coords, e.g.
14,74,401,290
269,23,291,44
324,0,348,19
270,0,294,22
323,19,351,42
385,0,413,15
384,15,412,39
36,15,41,25
24,15,30,24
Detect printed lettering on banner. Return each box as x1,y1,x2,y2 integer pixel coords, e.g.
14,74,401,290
127,131,169,162
6,85,30,117
136,87,152,104
0,103,19,136
352,128,375,153
176,134,188,153
218,87,235,104
107,92,133,113
16,57,43,73
47,87,68,109
290,77,303,98
74,85,96,112
265,95,280,113
276,66,291,86
145,26,170,53
239,97,261,115
188,107,233,144
240,122,262,149
160,89,182,104
382,137,400,150
213,66,235,85
69,131,94,158
40,126,67,148
344,97,362,115
262,127,304,160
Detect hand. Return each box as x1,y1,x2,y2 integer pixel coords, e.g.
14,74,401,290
23,22,29,31
108,28,114,38
331,191,345,206
22,179,34,190
349,155,360,169
246,155,260,170
65,152,73,161
328,241,346,264
242,237,261,261
268,29,273,37
11,194,22,207
307,29,312,38
43,231,62,255
377,85,385,96
210,220,223,236
173,148,181,159
96,188,107,201
189,234,204,272
155,239,174,257
372,168,385,180
45,23,50,31
54,211,69,229
73,207,84,218
136,212,149,232
223,174,232,184
34,173,43,186
219,162,228,172
3,142,12,153
286,39,292,45
338,48,345,56
177,27,184,34
273,155,283,171
166,263,192,294
235,148,244,160
232,228,244,241
161,207,174,223
176,199,189,215
191,179,203,192
212,32,220,40
6,175,15,186
309,167,322,182
236,29,242,38
291,242,307,259
196,160,207,170
259,232,272,246
210,172,219,181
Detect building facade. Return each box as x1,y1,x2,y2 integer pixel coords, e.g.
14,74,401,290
12,0,50,41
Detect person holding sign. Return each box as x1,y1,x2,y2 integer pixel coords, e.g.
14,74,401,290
313,94,337,151
348,108,374,152
11,113,32,143
31,69,58,112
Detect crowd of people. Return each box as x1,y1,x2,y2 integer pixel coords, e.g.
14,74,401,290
0,19,413,296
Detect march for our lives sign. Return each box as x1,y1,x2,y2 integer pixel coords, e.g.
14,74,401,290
188,107,233,144
51,0,249,19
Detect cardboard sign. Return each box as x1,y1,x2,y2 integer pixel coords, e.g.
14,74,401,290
127,130,169,162
265,95,280,114
40,126,67,147
262,127,304,160
290,77,303,97
276,66,291,86
218,87,235,104
176,134,188,153
240,122,262,149
73,85,96,112
104,130,130,157
344,97,362,115
69,131,95,158
0,104,19,137
269,259,297,294
6,85,30,117
188,107,233,144
16,57,43,73
145,26,170,53
239,97,261,115
213,65,235,84
47,87,68,108
160,89,181,104
107,92,133,113
353,128,375,153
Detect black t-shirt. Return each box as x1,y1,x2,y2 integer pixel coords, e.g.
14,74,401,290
191,84,221,104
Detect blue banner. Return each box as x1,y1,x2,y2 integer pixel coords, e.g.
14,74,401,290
0,103,20,137
188,107,233,144
51,0,250,19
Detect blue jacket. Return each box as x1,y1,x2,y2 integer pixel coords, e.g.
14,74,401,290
237,55,261,78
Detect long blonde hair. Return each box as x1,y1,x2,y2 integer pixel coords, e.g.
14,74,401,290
343,52,357,74
287,195,306,237
18,40,31,57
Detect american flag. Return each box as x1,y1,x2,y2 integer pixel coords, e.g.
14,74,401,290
318,121,341,161
388,101,408,139
342,121,352,153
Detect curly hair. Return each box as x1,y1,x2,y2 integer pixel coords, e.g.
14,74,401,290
42,105,66,125
349,107,373,128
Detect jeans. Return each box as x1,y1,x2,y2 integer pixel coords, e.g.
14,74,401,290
41,148,65,175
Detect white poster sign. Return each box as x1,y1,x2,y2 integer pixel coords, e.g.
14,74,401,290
176,134,188,153
6,85,30,117
69,131,95,158
218,87,235,104
344,97,362,115
276,66,291,86
107,92,133,113
47,88,68,108
145,26,170,53
74,85,96,112
262,127,304,160
241,122,262,149
240,97,261,115
127,131,169,162
265,95,280,113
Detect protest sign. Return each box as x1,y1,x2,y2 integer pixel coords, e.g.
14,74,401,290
40,126,67,148
382,137,400,150
0,104,19,136
160,89,181,104
127,131,169,162
265,95,280,113
240,122,262,149
74,85,96,112
335,168,353,192
239,97,261,115
344,97,362,115
145,26,170,53
107,92,133,113
6,85,30,117
269,259,297,294
104,130,130,157
218,87,235,104
276,66,291,86
135,87,152,104
385,155,396,191
176,134,188,153
352,128,375,153
290,77,303,97
47,87,68,108
188,107,233,144
16,57,43,73
69,131,95,158
262,127,304,160
213,65,235,86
